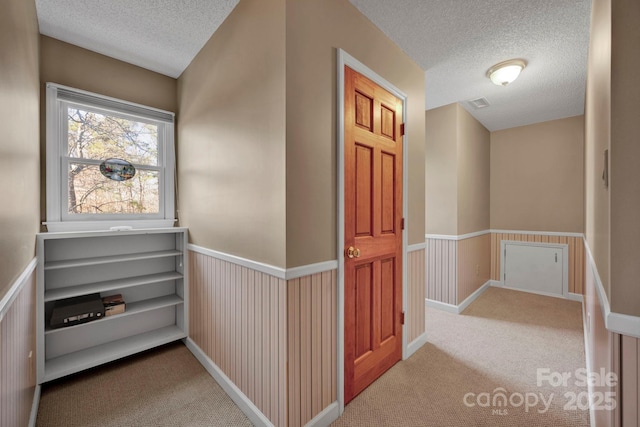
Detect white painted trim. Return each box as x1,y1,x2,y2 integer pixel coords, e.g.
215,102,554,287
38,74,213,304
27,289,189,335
425,230,491,241
491,229,584,238
457,280,492,313
408,242,427,252
406,331,428,359
500,240,569,299
188,244,287,279
185,338,273,427
608,312,640,338
45,83,176,231
583,237,640,339
0,258,37,322
426,229,584,241
425,234,458,241
304,401,339,427
425,280,492,315
44,219,176,232
425,299,459,314
566,292,584,302
187,244,339,281
285,260,339,280
337,48,409,414
28,385,41,427
492,281,585,303
581,300,597,427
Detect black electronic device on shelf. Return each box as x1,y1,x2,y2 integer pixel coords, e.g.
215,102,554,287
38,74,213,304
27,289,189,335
50,293,105,329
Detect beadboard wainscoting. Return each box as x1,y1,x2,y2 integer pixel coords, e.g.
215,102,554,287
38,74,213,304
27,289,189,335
188,246,339,427
491,231,585,294
425,233,491,311
0,260,38,427
457,234,491,304
426,238,457,305
621,335,640,427
583,239,640,427
287,270,337,427
407,246,426,348
188,250,288,426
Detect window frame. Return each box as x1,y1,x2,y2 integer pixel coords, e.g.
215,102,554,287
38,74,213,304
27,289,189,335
45,83,176,232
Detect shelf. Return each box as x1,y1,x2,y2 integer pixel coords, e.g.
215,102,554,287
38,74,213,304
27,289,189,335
45,295,184,335
43,325,186,383
44,250,183,270
44,271,183,302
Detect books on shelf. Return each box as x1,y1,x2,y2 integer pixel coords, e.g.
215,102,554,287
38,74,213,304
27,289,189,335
103,294,126,316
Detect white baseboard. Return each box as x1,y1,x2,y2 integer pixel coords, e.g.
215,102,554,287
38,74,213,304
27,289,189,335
185,338,273,427
566,292,584,302
492,281,585,303
457,280,492,313
581,301,597,427
425,299,458,314
305,401,339,427
426,280,492,315
28,384,41,427
406,331,429,359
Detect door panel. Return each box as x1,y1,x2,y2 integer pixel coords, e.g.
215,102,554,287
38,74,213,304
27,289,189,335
344,66,403,404
504,243,564,296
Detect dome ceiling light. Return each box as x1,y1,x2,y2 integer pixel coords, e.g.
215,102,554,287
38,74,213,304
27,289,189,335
486,59,527,86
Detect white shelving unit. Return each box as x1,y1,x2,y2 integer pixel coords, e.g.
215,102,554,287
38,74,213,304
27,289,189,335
36,227,188,383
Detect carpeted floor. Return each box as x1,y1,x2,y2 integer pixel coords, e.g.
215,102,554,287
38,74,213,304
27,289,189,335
36,342,252,427
37,286,590,427
333,287,590,427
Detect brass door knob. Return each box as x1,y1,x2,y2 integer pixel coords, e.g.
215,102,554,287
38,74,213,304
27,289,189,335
346,246,361,258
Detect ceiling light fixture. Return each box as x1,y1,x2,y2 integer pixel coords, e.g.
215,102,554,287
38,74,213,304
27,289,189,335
486,59,527,86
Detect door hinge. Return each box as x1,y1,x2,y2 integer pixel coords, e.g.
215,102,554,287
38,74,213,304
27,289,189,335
400,312,405,325
401,218,405,230
400,123,405,136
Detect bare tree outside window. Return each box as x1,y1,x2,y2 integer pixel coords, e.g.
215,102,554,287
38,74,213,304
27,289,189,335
66,107,160,215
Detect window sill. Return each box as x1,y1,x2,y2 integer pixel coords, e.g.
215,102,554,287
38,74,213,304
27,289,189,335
43,219,176,233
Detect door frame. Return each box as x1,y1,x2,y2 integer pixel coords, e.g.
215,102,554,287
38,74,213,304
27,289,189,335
336,49,409,414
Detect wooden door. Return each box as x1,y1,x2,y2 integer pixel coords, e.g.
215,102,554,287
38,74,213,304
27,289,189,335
344,66,403,404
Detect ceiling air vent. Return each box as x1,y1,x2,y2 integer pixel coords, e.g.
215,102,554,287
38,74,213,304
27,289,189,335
468,97,490,109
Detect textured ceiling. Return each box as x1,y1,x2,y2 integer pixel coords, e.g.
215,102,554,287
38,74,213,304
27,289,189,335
35,0,591,131
349,0,592,131
35,0,239,78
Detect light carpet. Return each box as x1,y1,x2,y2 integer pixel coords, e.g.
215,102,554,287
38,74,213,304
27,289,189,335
36,342,252,427
332,287,590,427
37,287,590,427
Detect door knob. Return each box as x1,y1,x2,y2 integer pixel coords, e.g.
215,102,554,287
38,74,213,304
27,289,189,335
346,246,361,258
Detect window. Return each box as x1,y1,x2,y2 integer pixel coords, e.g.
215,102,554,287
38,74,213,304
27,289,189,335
45,83,175,232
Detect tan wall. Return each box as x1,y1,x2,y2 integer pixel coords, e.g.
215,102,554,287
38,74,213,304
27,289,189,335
39,36,178,225
0,0,40,297
609,0,640,317
490,116,584,233
457,234,490,304
285,0,426,267
457,106,490,235
178,0,287,267
584,0,611,299
425,104,458,235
